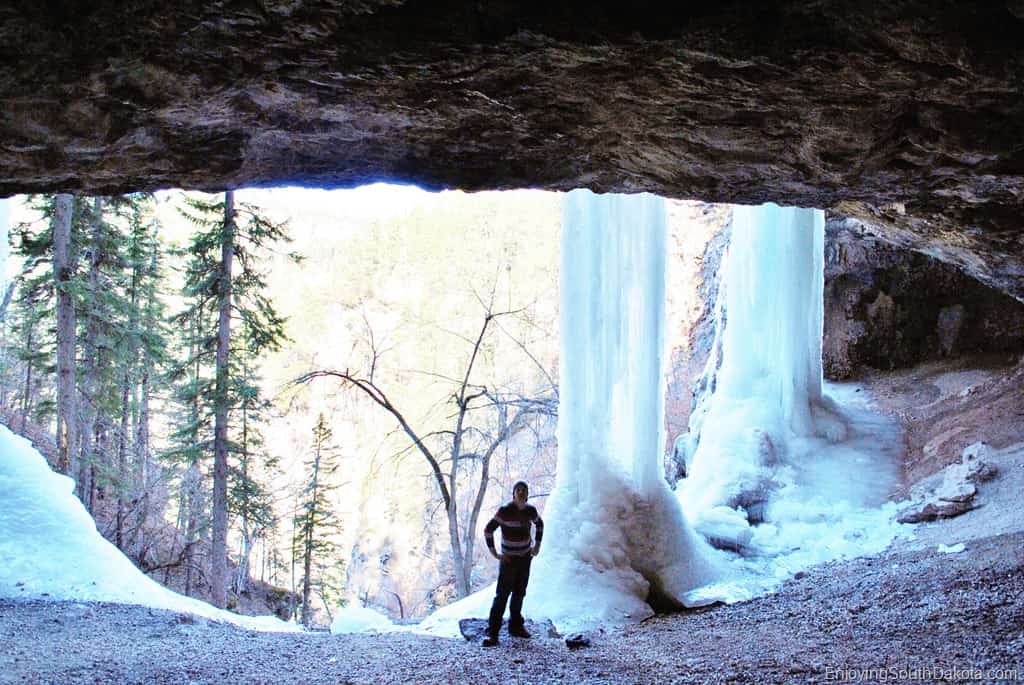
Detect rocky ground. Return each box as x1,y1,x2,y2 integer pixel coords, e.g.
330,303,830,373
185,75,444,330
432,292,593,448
3,527,1023,685
855,353,1024,489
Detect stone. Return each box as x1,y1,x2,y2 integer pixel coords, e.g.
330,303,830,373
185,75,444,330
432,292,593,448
565,633,591,650
457,617,558,641
897,444,1000,523
897,500,976,524
1,4,1024,300
960,442,1000,486
936,305,966,357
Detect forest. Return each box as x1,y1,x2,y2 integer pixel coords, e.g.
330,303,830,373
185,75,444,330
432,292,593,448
0,187,566,626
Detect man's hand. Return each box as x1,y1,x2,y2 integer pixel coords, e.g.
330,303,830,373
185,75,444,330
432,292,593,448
492,551,509,562
531,544,541,557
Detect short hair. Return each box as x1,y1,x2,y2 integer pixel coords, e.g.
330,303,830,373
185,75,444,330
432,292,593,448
512,480,529,494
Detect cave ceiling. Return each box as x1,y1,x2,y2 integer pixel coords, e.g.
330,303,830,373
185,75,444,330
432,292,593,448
1,1,1023,299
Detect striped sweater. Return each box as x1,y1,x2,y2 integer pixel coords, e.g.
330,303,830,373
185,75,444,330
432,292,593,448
484,503,544,557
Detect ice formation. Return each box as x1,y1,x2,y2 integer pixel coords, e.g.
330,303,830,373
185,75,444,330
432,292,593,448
528,190,722,633
0,425,296,631
677,203,904,601
526,199,905,630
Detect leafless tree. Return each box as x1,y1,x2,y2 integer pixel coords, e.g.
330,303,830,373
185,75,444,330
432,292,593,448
296,301,556,598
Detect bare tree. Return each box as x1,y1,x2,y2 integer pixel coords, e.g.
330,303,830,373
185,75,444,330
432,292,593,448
296,304,556,598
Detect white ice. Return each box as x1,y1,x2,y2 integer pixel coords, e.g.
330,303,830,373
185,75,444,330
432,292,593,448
677,203,906,603
525,190,723,635
0,425,297,631
937,543,966,554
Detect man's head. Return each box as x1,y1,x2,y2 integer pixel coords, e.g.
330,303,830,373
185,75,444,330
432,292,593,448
512,481,529,507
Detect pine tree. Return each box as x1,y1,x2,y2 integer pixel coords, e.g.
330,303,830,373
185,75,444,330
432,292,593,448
169,191,294,607
293,413,344,626
229,352,280,595
5,193,170,536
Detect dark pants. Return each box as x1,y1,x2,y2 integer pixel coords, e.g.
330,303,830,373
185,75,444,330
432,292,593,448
487,555,532,637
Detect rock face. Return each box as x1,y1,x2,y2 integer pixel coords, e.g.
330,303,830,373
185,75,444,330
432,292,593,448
823,217,1024,379
1,3,1024,298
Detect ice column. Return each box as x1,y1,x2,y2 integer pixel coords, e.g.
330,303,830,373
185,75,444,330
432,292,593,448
531,190,719,632
681,204,831,523
557,189,667,495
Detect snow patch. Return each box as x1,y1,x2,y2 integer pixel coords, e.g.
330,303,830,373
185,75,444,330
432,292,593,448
937,543,966,554
329,605,400,634
0,425,297,632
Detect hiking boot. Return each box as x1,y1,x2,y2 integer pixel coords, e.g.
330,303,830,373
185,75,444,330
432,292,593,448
482,635,500,647
508,625,531,639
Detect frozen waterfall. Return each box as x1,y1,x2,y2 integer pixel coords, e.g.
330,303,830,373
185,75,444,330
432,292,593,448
528,190,722,632
423,196,906,637
533,198,905,627
682,204,832,519
678,203,904,599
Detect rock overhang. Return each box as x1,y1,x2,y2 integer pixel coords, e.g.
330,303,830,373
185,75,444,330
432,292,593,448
1,1,1023,298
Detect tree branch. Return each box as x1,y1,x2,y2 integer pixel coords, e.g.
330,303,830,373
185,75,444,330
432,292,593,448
294,370,451,511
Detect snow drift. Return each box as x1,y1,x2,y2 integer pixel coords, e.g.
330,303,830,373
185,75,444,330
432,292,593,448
0,425,296,631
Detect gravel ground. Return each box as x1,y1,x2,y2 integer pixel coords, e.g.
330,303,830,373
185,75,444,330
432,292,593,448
3,530,1023,685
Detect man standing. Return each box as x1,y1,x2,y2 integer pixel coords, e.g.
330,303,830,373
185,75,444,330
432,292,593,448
482,480,543,647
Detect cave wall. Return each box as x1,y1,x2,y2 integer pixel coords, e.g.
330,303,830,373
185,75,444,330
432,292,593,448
823,217,1024,379
1,2,1023,300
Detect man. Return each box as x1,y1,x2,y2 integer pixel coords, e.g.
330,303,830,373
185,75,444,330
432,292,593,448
482,480,543,647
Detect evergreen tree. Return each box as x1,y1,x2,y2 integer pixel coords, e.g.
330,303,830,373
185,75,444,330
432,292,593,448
293,413,344,626
169,191,294,607
229,352,280,595
5,193,170,535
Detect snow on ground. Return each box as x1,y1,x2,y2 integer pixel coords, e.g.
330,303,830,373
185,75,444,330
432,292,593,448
329,605,403,634
412,585,494,638
680,382,910,604
0,425,297,632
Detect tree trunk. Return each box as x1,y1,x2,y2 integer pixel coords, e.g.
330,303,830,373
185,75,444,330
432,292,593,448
133,367,150,550
79,196,106,510
116,222,141,551
116,377,130,548
210,190,235,609
20,327,32,433
183,461,202,596
301,444,321,627
447,430,467,597
448,411,468,597
235,396,251,595
183,309,202,597
52,193,77,480
133,247,158,550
